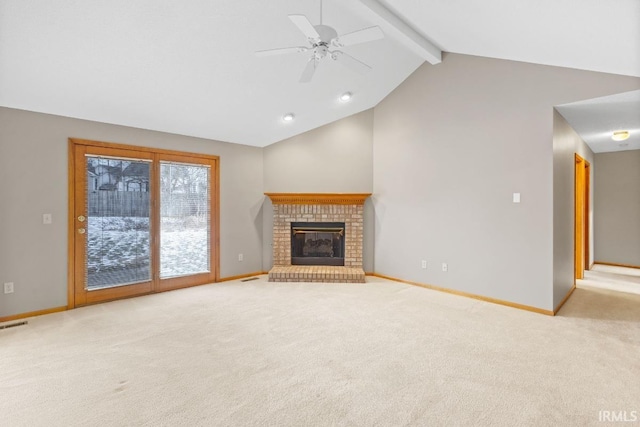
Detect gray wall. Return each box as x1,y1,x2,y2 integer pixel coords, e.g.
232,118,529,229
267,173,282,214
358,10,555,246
593,150,640,267
372,53,640,311
0,107,264,318
262,109,374,272
552,111,594,308
3,54,640,318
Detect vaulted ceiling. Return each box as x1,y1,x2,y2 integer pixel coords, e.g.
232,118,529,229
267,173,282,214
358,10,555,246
1,0,638,147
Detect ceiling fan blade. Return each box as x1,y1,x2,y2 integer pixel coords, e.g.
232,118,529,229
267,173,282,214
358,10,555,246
332,26,384,47
288,15,320,41
255,46,309,57
299,58,317,83
331,51,371,75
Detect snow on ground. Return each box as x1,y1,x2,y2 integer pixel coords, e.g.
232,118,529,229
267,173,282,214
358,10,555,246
87,217,209,287
160,229,209,278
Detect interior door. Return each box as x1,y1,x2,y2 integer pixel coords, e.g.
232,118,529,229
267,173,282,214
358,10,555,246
574,154,590,281
73,145,154,305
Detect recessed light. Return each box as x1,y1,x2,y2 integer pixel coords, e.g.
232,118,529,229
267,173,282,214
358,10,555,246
339,92,352,102
612,130,630,141
282,113,295,122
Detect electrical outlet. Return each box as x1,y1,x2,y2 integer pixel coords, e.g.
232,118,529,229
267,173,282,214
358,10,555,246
442,263,448,272
4,282,14,294
421,260,427,269
238,253,244,262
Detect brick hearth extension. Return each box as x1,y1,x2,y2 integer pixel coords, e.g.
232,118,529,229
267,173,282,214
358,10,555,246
265,193,371,283
268,266,366,283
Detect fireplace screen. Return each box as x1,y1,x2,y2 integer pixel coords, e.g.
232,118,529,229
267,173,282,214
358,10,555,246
291,222,345,266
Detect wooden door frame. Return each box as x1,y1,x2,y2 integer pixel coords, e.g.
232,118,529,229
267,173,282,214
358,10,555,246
67,138,220,308
584,160,590,270
574,154,590,282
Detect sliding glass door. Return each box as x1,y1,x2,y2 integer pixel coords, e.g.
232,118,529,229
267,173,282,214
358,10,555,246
70,140,219,306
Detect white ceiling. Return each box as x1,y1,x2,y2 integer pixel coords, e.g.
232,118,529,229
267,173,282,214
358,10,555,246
557,90,640,154
1,0,639,147
380,0,640,78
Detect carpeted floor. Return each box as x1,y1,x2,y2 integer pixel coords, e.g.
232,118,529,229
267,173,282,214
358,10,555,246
1,275,639,426
579,264,640,296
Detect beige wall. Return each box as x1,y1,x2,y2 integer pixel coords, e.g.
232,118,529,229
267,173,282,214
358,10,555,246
0,108,264,318
373,53,640,311
262,109,375,272
593,150,640,267
552,111,594,308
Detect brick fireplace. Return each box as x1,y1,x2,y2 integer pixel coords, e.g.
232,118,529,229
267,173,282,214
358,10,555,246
265,193,371,283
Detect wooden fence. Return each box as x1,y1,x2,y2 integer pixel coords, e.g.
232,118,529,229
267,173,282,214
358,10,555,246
88,191,208,217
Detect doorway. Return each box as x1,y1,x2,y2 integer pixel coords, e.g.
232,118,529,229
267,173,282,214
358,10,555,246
68,139,219,307
574,154,590,281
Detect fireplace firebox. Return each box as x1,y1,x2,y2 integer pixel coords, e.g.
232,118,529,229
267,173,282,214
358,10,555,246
291,222,345,266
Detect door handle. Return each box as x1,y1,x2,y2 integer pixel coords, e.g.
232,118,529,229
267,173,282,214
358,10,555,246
78,228,86,234
78,215,86,222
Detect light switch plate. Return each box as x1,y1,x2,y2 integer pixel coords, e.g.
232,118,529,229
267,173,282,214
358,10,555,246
43,213,52,224
513,193,521,203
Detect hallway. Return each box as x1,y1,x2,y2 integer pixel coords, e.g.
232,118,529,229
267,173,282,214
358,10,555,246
578,264,640,296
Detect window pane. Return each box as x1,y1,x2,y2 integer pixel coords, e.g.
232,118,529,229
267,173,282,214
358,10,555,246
86,156,151,290
160,162,210,278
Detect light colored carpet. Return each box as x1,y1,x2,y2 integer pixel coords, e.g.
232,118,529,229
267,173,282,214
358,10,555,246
579,264,640,296
1,275,639,426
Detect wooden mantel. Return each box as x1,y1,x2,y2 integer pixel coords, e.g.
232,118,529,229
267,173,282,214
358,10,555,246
264,193,371,205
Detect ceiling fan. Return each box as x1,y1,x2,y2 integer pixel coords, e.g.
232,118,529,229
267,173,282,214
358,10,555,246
255,1,384,83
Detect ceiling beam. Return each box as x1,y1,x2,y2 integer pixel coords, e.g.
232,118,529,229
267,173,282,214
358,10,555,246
358,0,441,64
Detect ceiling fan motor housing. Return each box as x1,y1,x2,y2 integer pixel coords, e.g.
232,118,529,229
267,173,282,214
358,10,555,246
314,24,338,43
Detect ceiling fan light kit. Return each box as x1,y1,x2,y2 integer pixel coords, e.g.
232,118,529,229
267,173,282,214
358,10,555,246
255,1,385,83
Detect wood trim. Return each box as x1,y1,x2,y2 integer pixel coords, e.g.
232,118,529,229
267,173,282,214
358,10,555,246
0,306,67,324
81,282,153,306
213,158,221,283
67,141,76,309
151,153,161,291
584,160,590,270
218,272,266,282
371,273,554,316
553,285,576,315
157,273,214,293
69,138,220,161
574,154,585,281
264,193,372,205
594,261,640,270
73,144,88,306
